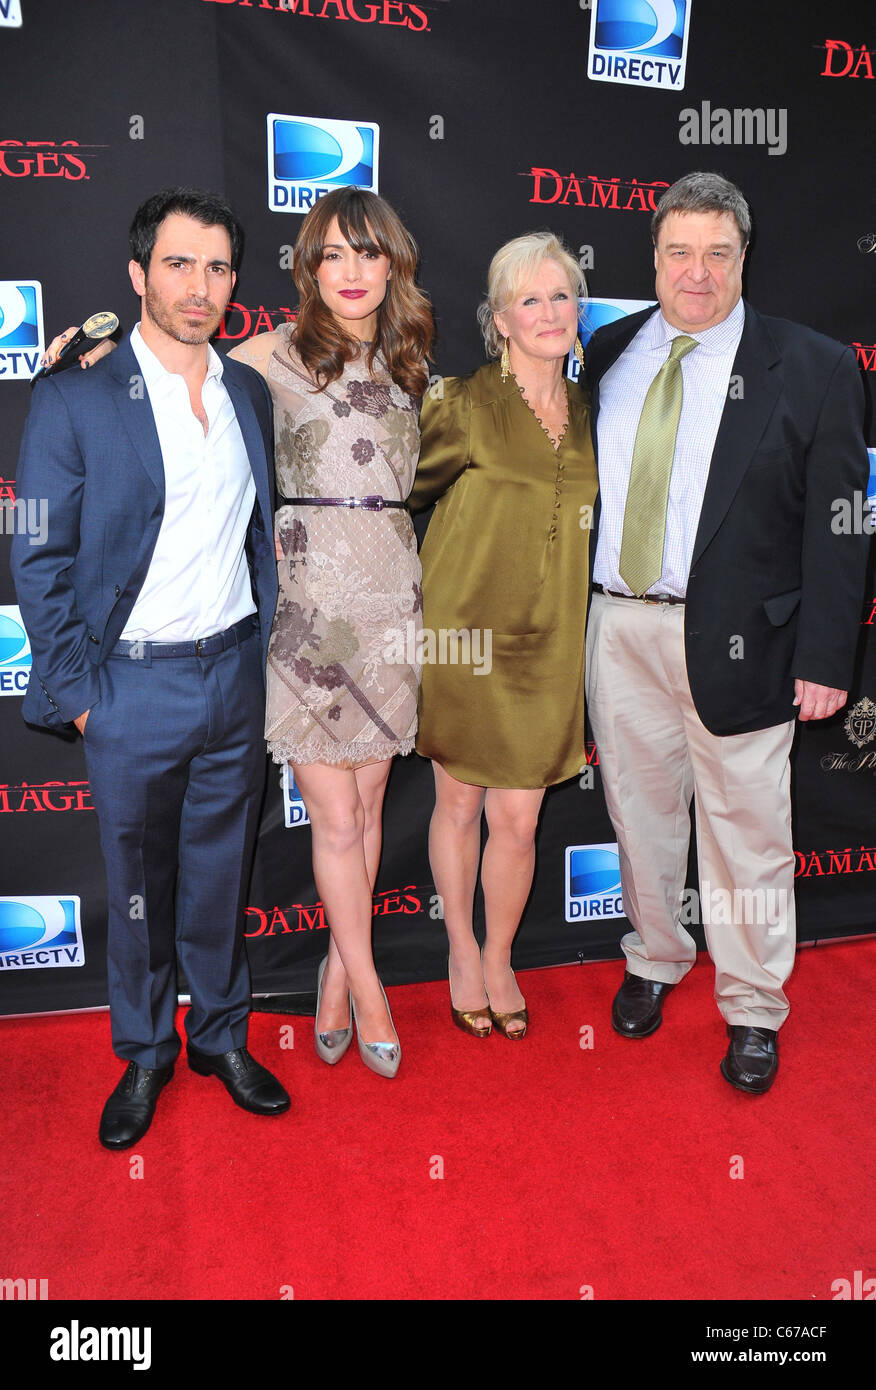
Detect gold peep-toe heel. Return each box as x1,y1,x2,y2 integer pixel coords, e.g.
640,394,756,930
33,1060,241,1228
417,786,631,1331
448,955,491,1037
488,1005,529,1040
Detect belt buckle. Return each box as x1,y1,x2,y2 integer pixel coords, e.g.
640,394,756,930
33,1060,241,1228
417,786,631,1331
360,495,382,511
195,637,205,654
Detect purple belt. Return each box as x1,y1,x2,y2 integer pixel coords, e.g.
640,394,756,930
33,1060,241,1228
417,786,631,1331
278,494,406,512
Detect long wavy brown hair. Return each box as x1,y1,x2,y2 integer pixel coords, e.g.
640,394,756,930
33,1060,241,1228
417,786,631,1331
291,187,434,398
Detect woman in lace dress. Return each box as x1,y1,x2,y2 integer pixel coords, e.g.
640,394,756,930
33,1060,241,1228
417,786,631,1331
231,188,433,1078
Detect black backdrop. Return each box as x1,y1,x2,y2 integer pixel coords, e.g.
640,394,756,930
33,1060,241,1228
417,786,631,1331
1,0,874,1017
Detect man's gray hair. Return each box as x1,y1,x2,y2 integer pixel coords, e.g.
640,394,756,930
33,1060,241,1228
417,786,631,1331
652,172,752,248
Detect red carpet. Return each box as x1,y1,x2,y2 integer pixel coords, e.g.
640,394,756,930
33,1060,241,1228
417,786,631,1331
2,941,874,1302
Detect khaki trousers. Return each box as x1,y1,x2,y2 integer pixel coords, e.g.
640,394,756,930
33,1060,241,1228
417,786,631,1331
585,592,796,1029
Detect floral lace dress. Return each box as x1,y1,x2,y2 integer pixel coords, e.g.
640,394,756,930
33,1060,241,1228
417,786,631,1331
231,325,423,767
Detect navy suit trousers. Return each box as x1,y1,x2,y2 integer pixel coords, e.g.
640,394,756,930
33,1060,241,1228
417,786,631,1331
82,621,266,1068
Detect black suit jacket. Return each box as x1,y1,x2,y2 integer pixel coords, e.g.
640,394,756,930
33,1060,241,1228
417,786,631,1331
585,302,871,735
12,335,278,730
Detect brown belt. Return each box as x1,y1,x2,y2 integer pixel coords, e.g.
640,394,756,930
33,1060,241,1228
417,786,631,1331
592,583,685,606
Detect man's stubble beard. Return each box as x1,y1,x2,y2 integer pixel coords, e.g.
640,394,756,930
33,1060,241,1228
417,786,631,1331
144,283,221,346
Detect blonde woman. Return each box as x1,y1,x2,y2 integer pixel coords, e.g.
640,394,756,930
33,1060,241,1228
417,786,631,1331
410,233,597,1039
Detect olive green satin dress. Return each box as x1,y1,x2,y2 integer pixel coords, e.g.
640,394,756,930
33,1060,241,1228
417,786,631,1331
410,360,598,788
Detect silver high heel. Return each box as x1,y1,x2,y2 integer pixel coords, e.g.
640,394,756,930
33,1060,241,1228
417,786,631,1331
351,979,401,1079
314,955,353,1065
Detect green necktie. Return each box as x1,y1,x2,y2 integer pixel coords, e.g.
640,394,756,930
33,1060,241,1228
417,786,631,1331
618,334,698,597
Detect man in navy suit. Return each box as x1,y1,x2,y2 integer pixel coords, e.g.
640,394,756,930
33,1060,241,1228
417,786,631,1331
585,172,870,1093
12,189,290,1147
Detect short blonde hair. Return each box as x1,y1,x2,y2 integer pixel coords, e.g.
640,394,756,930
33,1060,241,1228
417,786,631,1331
477,232,586,358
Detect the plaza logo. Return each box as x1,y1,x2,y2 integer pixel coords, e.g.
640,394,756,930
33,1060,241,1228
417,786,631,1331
267,113,379,213
843,697,876,750
819,703,876,774
587,0,691,91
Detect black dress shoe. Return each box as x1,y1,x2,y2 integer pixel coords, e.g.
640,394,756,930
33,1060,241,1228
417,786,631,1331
187,1045,290,1115
720,1025,779,1094
99,1061,174,1150
611,970,676,1037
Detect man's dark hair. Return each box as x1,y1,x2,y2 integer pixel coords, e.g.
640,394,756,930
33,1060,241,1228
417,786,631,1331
651,171,752,249
129,188,244,274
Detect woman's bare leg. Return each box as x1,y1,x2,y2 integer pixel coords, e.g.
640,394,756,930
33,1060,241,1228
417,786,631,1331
480,787,546,1033
293,758,395,1045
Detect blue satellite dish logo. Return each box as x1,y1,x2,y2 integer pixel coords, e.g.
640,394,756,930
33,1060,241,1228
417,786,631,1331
0,1,22,30
566,298,656,380
0,897,85,970
588,0,692,90
565,843,626,922
282,764,311,829
0,606,32,697
267,114,379,214
867,449,876,519
0,281,44,379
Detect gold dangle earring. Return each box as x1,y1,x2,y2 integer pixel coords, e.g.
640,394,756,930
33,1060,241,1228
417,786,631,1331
574,336,585,367
500,336,510,382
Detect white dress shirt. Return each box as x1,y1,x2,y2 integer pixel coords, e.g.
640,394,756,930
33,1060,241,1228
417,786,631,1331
594,298,745,598
122,325,257,642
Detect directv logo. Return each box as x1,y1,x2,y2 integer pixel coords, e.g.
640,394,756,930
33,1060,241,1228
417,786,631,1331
267,114,379,214
282,765,311,829
0,282,44,381
567,297,657,381
0,0,22,28
588,0,692,91
0,606,32,697
565,843,626,922
0,897,85,971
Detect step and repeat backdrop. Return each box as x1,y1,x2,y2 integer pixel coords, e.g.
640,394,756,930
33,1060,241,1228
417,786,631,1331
1,0,874,1015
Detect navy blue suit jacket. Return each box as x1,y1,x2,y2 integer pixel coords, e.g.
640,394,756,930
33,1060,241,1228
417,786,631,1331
585,302,871,735
11,335,278,730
